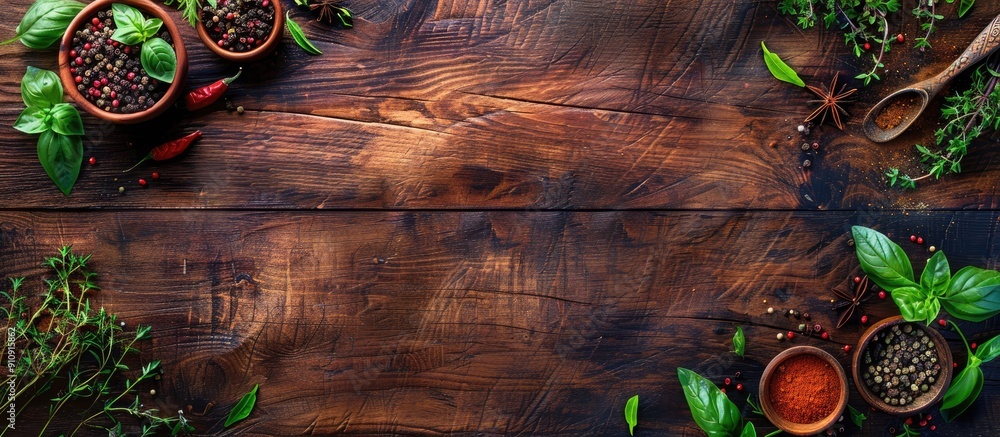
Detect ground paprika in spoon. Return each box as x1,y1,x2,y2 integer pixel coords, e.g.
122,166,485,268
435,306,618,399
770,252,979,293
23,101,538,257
768,354,841,424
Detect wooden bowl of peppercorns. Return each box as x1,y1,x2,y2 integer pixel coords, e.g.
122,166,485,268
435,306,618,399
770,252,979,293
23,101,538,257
57,0,188,124
196,0,284,62
852,316,953,415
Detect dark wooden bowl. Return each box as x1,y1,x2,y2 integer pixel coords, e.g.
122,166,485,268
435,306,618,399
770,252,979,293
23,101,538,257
852,315,953,415
197,0,284,62
58,0,188,124
760,346,849,436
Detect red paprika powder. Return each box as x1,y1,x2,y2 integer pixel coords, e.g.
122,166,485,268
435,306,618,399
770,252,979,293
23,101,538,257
768,354,840,424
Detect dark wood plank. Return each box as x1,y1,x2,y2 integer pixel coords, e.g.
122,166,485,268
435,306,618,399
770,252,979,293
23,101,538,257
2,1,1000,209
1,210,998,435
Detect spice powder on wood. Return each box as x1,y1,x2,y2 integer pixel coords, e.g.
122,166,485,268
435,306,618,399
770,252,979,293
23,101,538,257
874,94,922,130
768,354,841,424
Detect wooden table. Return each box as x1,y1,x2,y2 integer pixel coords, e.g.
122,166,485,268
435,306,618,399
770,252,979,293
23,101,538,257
2,0,1000,435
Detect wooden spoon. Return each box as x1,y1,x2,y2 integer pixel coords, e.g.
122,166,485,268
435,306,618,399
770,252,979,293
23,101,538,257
862,13,1000,143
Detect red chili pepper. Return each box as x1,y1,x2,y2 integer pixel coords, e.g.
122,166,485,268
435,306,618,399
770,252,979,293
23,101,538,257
124,131,202,172
185,67,242,111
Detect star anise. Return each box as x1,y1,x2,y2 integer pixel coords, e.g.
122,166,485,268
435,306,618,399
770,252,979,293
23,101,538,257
831,274,874,328
309,0,353,27
805,73,856,130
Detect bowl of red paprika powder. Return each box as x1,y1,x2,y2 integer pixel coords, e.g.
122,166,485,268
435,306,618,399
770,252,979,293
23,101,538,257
852,316,952,415
760,346,848,436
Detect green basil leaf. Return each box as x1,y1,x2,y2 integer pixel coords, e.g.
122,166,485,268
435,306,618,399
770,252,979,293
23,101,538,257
847,405,867,428
141,37,176,83
48,103,84,136
891,286,936,323
959,0,975,18
940,366,983,422
21,66,62,109
224,384,258,427
286,12,322,55
624,394,638,436
677,367,742,437
740,421,755,437
761,41,805,87
112,3,148,45
3,0,85,49
37,130,82,196
14,106,50,134
941,266,1000,322
852,226,917,291
974,334,1000,363
141,18,163,39
732,326,745,358
920,250,951,296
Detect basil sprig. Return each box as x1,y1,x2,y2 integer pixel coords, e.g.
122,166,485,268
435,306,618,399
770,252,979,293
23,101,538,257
732,326,745,358
14,67,85,196
677,368,746,437
1,0,85,49
851,226,1000,324
286,12,322,55
940,321,999,421
111,3,176,83
761,41,805,87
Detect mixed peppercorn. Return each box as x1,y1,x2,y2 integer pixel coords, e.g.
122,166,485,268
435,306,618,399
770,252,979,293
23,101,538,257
860,323,941,407
70,8,169,114
201,0,276,52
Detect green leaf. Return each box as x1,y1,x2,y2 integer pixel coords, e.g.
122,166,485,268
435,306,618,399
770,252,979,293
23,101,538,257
851,226,917,291
941,266,1000,322
891,286,939,324
21,66,62,109
624,394,638,436
848,405,867,428
959,0,975,18
141,18,163,39
740,421,756,437
14,106,50,134
112,3,148,45
920,251,951,296
677,368,743,437
37,130,82,196
761,41,805,87
940,366,983,421
3,0,85,49
974,334,1000,363
48,103,83,136
286,12,322,55
141,37,177,83
732,326,745,358
224,384,259,427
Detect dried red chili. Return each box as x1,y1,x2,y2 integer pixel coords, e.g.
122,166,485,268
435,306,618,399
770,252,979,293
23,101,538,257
185,68,242,111
124,131,203,172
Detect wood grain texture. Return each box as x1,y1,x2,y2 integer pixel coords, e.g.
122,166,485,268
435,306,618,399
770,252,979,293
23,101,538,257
1,1,1000,209
1,211,998,435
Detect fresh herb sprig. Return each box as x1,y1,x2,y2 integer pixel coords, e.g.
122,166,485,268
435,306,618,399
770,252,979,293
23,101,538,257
732,326,745,358
163,0,217,27
112,3,176,83
851,226,1000,324
0,0,84,48
940,321,999,422
14,66,84,196
0,247,192,436
624,394,638,436
887,54,1000,189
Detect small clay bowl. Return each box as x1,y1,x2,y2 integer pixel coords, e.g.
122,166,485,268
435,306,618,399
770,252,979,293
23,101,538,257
196,0,284,62
58,0,188,124
760,346,849,436
852,316,952,415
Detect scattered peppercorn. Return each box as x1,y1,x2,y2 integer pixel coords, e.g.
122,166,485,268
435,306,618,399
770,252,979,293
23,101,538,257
777,333,785,341
971,342,977,350
734,371,742,379
735,383,744,391
724,377,732,386
802,159,812,168
138,178,148,187
821,331,829,340
150,389,157,395
897,33,905,43
938,319,947,327
813,324,822,332
910,235,917,242
787,331,795,340
843,344,851,352
88,156,97,166
917,237,924,244
152,171,160,179
879,290,887,299
237,105,245,114
118,186,125,193
861,315,868,324
929,246,936,253
864,42,871,51
767,307,774,314
854,276,861,284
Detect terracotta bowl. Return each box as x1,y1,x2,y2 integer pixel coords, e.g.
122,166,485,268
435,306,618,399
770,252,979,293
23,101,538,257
760,346,849,436
58,0,188,124
197,0,284,62
852,316,952,415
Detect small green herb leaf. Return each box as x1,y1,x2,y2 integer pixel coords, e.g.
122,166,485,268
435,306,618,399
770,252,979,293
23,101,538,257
224,384,259,427
920,250,950,296
14,106,50,134
891,286,937,324
940,365,983,421
48,103,84,136
761,41,805,87
141,18,164,40
732,326,745,358
959,0,975,18
37,130,82,196
851,226,917,291
286,12,322,55
941,266,1000,322
740,421,756,437
141,37,177,84
848,405,867,428
2,0,85,49
21,66,62,109
624,394,638,436
112,3,148,45
973,334,1000,363
677,367,743,437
